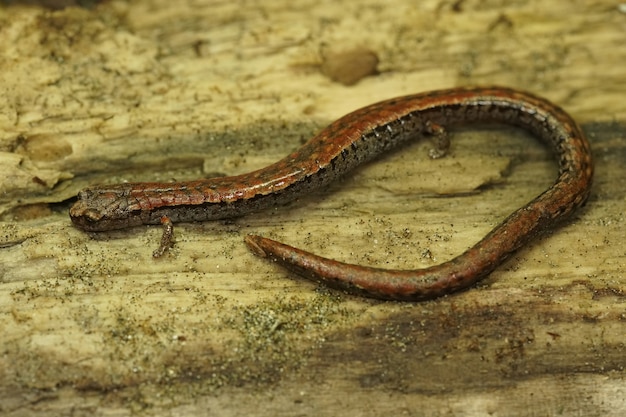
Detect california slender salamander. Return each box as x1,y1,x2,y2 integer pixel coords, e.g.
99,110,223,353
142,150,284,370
70,87,593,301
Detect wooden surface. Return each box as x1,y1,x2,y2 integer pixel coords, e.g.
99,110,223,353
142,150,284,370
1,1,625,416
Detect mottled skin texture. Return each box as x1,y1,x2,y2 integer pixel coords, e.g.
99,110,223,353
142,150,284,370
70,87,593,301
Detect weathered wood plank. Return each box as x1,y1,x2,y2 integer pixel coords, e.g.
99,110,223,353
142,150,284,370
1,1,624,415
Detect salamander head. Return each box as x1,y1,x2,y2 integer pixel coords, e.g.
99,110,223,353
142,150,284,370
69,187,143,231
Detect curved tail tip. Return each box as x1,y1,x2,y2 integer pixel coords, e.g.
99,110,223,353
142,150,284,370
244,234,269,257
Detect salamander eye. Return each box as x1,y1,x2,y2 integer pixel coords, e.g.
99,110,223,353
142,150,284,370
84,208,104,222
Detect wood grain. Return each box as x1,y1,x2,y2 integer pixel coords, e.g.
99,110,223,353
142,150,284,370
1,1,625,416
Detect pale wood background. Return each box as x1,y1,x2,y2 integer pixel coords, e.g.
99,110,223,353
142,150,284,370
1,1,625,416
